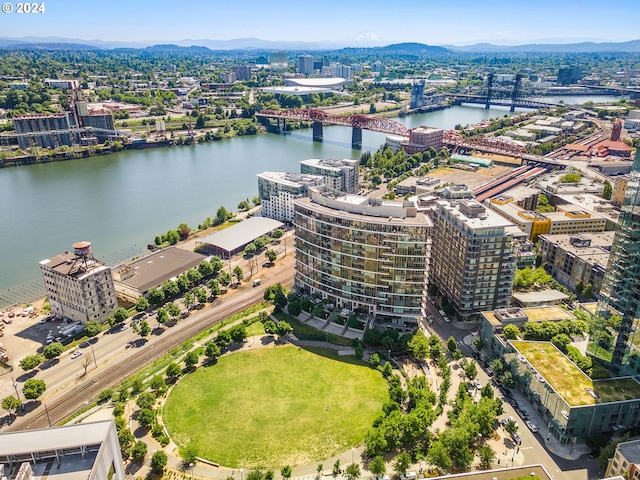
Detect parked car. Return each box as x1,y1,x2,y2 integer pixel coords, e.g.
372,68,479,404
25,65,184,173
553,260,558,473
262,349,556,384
70,350,83,359
525,421,539,433
511,432,521,445
402,472,417,480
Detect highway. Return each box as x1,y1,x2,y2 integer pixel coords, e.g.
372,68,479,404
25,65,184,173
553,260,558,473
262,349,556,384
4,257,295,432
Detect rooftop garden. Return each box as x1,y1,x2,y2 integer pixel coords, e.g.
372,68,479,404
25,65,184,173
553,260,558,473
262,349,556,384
512,341,640,406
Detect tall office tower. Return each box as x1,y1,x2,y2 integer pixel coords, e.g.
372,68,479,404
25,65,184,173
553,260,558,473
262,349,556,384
430,200,516,321
39,241,117,323
596,148,640,375
298,54,314,75
293,187,432,329
299,158,359,193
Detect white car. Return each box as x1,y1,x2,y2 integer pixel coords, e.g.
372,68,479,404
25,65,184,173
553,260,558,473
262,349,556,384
120,323,129,331
70,351,83,359
525,420,539,433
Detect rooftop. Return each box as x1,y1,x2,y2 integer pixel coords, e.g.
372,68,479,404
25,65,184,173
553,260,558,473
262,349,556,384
483,305,573,326
39,251,109,279
512,289,569,304
257,171,324,187
512,341,640,406
114,247,205,293
617,439,640,464
198,217,284,254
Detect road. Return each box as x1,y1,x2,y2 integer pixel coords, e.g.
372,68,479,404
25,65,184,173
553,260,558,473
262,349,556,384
4,256,295,432
425,305,593,480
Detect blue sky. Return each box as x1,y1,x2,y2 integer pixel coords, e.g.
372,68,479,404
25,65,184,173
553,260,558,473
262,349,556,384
1,0,638,46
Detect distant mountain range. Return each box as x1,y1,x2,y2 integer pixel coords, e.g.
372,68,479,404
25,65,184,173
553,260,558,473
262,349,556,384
1,36,639,53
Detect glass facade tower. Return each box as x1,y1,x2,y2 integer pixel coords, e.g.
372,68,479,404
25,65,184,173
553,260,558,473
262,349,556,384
596,147,640,375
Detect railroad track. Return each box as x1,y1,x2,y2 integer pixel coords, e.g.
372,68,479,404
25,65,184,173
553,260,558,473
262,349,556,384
8,274,293,432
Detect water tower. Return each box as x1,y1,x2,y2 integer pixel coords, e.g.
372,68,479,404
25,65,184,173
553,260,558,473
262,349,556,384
70,241,95,273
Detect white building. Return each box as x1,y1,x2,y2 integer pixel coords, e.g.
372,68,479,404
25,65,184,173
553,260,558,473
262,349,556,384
257,172,324,222
299,158,359,193
0,420,125,480
39,242,117,323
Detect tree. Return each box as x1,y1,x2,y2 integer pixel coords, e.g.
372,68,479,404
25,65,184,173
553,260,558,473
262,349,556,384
505,419,518,435
148,288,165,305
219,270,231,287
368,456,386,478
131,440,148,463
503,324,520,340
345,463,361,480
551,333,571,353
113,307,129,324
43,342,64,360
157,308,169,325
464,362,478,381
244,243,257,256
198,260,214,277
151,450,168,474
138,320,151,338
20,354,44,371
183,292,195,310
281,465,292,480
135,297,149,312
137,408,156,429
22,378,46,400
277,320,292,338
271,228,284,239
447,336,458,353
233,265,244,284
478,445,495,469
332,460,341,479
428,440,452,473
118,428,135,453
185,350,200,370
316,464,324,478
149,375,167,395
408,330,429,360
166,362,182,380
393,452,411,476
287,300,301,317
167,302,181,321
229,324,247,343
247,471,263,480
205,341,221,362
84,320,102,338
216,206,232,224
265,249,277,263
137,392,157,409
238,199,251,211
210,255,224,273
2,395,21,416
603,180,613,200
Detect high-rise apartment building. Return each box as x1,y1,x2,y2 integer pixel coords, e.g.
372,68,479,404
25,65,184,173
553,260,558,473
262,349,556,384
293,187,432,328
596,148,640,375
430,200,516,320
257,172,324,222
39,241,117,323
299,158,359,193
298,54,315,75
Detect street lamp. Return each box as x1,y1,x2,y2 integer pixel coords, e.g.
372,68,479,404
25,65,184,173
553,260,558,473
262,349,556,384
11,377,21,402
90,343,97,368
189,462,194,479
352,447,355,464
387,349,391,364
240,468,244,480
44,403,52,427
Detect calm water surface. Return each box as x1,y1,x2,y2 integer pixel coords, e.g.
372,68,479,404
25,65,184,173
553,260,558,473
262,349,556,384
0,97,620,306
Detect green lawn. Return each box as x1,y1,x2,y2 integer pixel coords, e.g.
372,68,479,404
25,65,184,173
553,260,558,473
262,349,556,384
163,345,388,468
275,311,353,346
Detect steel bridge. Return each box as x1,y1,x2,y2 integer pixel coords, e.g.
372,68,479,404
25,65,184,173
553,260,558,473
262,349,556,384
447,94,563,110
255,108,409,147
444,133,567,167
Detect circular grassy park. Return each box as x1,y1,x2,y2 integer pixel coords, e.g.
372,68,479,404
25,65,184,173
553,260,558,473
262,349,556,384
163,345,389,468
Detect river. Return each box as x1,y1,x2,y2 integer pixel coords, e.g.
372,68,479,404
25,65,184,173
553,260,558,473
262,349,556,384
0,96,622,307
